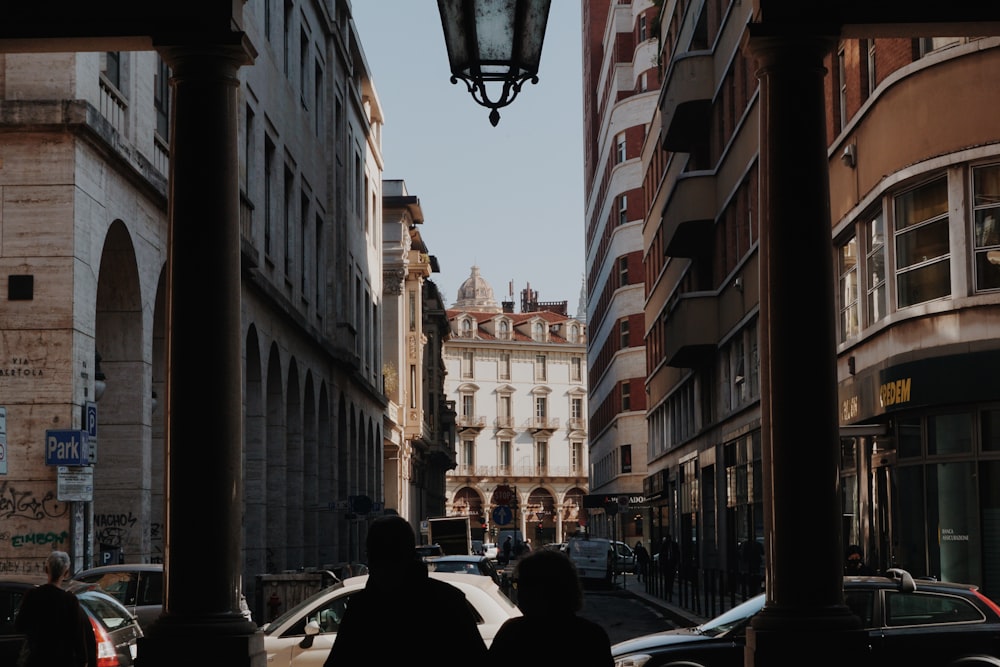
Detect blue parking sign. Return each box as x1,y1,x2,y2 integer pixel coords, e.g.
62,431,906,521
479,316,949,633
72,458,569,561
45,429,89,466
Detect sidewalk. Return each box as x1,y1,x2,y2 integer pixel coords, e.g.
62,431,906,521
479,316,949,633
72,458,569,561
616,572,707,628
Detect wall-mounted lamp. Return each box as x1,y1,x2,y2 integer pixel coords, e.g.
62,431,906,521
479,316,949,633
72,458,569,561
94,352,107,402
438,0,551,126
841,143,857,168
733,276,744,292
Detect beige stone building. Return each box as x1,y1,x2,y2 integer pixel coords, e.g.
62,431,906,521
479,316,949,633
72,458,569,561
442,268,589,546
0,0,392,618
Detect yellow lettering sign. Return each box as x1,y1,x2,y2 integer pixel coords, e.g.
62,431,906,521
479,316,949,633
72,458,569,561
879,377,911,407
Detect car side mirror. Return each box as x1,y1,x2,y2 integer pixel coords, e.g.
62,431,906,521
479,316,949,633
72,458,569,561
305,620,320,636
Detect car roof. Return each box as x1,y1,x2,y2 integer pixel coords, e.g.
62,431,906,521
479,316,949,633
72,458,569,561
77,563,163,575
425,555,490,562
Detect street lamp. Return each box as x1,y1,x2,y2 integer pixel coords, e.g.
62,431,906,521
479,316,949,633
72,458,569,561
437,0,551,126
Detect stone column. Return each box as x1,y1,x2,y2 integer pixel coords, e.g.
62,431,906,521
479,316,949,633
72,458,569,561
744,29,866,666
136,40,264,667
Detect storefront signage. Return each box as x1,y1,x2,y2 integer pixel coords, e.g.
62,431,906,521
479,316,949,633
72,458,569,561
879,377,911,408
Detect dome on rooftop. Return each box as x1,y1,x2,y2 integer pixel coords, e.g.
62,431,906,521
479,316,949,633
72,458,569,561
453,265,502,313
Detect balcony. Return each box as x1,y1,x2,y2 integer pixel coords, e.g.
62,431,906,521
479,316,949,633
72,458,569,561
448,464,586,480
494,415,516,429
663,291,719,368
660,51,713,152
523,417,559,433
664,172,715,258
567,418,587,433
457,415,487,430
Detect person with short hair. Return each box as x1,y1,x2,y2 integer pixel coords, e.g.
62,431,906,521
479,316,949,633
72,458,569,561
323,515,487,667
488,549,613,667
15,550,95,667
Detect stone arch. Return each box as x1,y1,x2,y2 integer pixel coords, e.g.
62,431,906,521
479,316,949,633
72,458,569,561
317,382,335,566
265,343,285,572
285,359,303,569
527,487,557,543
94,219,150,561
243,325,265,599
302,371,317,566
452,487,486,530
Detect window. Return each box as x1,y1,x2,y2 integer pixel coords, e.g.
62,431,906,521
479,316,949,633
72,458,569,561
499,440,511,469
619,256,629,285
616,133,626,163
839,235,859,341
569,325,580,344
499,352,511,380
619,194,628,225
867,212,887,324
461,319,473,337
619,319,630,349
535,355,547,382
571,441,583,474
886,591,984,627
104,51,123,91
837,46,847,132
498,395,512,427
639,14,647,41
154,57,170,139
534,322,545,342
621,382,631,411
535,396,547,420
461,440,475,467
461,350,474,379
264,137,275,255
621,444,632,473
865,39,877,98
894,177,950,307
498,320,510,339
535,440,548,473
572,397,584,420
973,164,1000,291
284,166,294,275
571,357,582,382
409,291,417,331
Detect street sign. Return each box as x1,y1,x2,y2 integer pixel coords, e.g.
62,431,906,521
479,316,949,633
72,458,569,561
57,466,93,501
44,429,89,466
83,401,98,464
493,484,515,505
492,505,513,526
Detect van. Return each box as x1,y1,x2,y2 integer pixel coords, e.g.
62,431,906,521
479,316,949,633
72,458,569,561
566,536,612,582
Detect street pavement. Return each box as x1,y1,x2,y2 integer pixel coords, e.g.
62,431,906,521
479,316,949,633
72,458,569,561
615,572,707,628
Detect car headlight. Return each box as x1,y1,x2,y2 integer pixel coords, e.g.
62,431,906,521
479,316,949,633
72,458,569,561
614,653,652,667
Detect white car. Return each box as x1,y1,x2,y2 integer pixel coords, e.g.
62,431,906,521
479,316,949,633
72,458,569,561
482,542,499,559
261,572,521,666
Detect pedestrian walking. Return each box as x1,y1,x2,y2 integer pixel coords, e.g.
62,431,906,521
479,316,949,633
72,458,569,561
488,549,613,667
633,540,650,582
15,550,96,667
323,515,486,667
501,535,513,565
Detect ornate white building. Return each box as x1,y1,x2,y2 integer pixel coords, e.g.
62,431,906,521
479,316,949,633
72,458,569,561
442,267,590,546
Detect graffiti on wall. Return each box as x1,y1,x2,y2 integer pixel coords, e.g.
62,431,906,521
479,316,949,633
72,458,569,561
0,481,68,521
95,511,138,549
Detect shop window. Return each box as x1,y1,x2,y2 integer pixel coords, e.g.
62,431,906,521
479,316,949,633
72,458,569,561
927,413,973,456
982,409,1000,452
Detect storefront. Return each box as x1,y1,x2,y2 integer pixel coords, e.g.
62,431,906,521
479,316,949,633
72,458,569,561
839,348,1000,598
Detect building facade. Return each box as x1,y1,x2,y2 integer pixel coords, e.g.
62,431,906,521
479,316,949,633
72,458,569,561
442,268,589,546
381,179,456,526
622,0,1000,602
0,0,393,617
582,0,661,545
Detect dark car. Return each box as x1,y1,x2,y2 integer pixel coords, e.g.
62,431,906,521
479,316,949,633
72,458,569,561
0,574,143,667
612,569,1000,667
425,554,503,586
75,563,164,631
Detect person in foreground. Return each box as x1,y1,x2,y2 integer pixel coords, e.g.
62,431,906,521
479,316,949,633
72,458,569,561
15,550,96,667
323,515,487,666
488,548,613,667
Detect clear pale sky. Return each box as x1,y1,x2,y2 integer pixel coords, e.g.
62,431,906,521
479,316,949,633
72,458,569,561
352,1,586,312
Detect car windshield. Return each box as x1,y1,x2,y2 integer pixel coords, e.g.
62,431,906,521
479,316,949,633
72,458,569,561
696,594,764,638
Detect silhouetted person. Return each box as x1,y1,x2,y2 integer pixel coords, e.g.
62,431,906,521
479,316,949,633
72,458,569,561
659,534,680,601
488,549,613,667
844,544,874,576
324,515,487,666
15,550,95,667
633,540,650,582
501,535,512,565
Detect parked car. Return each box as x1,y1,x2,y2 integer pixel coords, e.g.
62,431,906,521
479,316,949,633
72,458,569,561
0,574,144,667
482,542,499,560
75,563,164,631
566,536,613,583
611,569,1000,667
415,543,444,559
261,572,521,666
425,554,503,586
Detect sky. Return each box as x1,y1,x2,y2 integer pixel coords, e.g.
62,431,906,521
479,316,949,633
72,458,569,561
351,1,587,313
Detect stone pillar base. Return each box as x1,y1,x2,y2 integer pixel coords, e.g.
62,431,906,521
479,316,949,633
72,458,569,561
136,622,265,667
